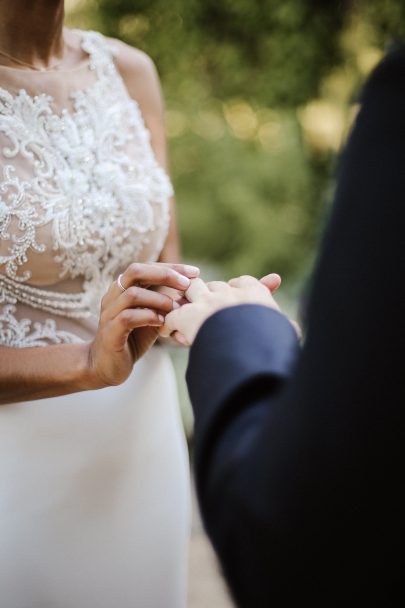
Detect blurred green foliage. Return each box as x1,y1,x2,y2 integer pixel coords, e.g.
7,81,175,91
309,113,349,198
67,0,402,285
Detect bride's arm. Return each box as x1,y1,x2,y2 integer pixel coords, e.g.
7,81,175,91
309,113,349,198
0,341,96,404
0,262,198,405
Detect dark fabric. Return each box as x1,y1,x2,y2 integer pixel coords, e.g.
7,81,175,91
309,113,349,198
186,45,405,607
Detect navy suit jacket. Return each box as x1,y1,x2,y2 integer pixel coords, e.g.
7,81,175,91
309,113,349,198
186,46,405,606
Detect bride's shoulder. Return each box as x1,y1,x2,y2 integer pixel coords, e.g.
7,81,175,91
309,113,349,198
73,29,165,140
68,29,162,111
104,37,163,107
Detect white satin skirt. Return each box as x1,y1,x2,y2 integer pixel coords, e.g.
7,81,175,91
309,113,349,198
0,347,190,608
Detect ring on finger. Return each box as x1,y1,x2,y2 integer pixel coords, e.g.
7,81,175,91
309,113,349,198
117,274,127,292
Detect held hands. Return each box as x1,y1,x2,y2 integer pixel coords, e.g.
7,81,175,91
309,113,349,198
160,273,284,346
87,265,295,390
87,262,199,388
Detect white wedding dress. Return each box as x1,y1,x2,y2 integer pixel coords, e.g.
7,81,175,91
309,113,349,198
0,30,190,608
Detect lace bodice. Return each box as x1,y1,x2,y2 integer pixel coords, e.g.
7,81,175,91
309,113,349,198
0,30,172,347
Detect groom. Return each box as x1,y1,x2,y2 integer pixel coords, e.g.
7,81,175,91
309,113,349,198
161,45,405,605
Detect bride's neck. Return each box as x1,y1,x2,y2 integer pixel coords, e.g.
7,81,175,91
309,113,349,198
0,0,65,68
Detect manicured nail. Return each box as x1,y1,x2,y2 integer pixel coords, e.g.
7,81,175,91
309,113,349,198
177,275,191,287
173,301,180,309
158,314,164,323
184,265,200,277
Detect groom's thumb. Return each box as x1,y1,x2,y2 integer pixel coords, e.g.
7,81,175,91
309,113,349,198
260,273,282,293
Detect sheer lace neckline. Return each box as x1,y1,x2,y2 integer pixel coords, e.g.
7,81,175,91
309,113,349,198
0,30,107,120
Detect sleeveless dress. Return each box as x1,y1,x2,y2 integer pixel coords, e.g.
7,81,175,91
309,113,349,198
0,30,190,608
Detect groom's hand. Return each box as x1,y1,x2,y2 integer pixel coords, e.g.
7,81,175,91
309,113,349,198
160,274,282,346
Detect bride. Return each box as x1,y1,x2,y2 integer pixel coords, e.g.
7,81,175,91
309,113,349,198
0,1,198,606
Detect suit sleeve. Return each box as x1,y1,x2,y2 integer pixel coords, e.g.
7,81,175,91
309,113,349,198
186,47,405,606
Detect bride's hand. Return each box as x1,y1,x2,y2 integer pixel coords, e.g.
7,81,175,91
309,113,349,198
160,273,283,346
87,262,199,388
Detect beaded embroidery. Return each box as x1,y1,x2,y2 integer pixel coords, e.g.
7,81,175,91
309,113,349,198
0,31,172,347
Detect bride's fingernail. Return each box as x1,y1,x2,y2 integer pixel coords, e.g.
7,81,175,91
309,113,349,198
177,275,191,287
184,265,200,276
173,301,180,309
158,314,165,323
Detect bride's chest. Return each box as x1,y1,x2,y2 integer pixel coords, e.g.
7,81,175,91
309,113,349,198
0,83,171,285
